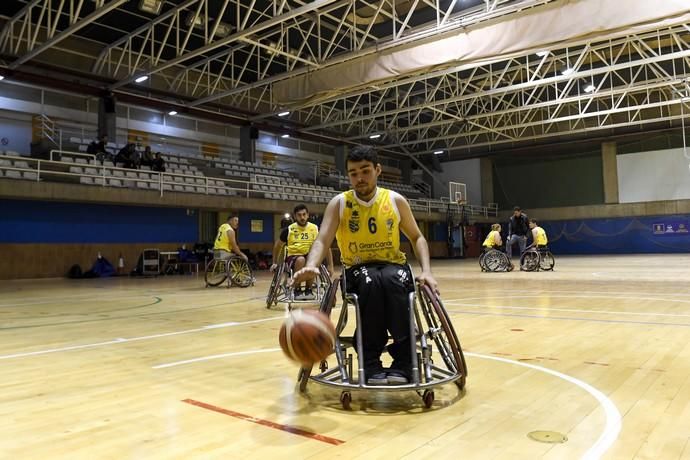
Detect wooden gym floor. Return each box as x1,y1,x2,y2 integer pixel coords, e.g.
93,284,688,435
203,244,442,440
1,254,689,459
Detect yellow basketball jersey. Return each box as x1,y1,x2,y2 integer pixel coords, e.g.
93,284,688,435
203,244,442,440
214,223,232,251
483,230,499,248
336,187,406,267
534,226,548,245
286,222,319,256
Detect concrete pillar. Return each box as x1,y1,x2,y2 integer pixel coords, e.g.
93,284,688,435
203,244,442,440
97,95,116,139
423,170,442,199
601,141,619,204
240,126,257,163
400,158,412,184
480,157,494,205
335,145,347,175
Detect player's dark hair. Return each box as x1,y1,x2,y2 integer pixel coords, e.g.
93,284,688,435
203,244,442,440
347,145,379,165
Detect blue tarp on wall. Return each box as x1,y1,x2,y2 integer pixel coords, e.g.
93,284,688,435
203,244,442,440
0,200,198,243
541,215,690,254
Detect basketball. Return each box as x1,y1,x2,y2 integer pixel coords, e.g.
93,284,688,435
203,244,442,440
279,310,336,365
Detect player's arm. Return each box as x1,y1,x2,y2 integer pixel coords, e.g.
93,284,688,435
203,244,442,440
293,197,340,283
494,232,502,247
271,228,288,270
271,239,285,270
228,227,247,261
396,195,439,294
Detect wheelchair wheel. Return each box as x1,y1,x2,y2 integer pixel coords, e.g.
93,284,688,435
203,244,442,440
297,278,340,393
484,250,508,272
418,284,467,390
266,263,285,308
520,251,539,272
204,259,228,287
540,252,555,271
478,252,487,271
228,258,254,287
318,264,332,290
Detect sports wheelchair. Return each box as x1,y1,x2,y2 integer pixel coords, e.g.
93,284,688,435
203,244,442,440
265,250,331,310
297,266,467,410
204,250,255,288
519,246,555,272
478,248,513,272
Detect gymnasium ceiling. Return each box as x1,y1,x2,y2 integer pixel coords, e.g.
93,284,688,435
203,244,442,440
1,0,690,162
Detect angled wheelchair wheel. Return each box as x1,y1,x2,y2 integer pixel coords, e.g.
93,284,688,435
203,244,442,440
266,263,285,308
318,264,332,290
540,252,555,271
520,251,539,272
478,252,487,271
418,284,468,390
228,258,254,287
204,259,228,287
484,250,509,272
297,276,340,393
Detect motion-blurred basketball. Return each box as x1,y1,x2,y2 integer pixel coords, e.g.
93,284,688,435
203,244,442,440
279,310,336,365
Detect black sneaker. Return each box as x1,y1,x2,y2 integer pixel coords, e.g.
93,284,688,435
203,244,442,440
303,288,315,300
366,372,388,385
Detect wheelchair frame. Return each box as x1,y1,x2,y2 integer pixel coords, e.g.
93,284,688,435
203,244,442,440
297,266,467,409
265,251,331,310
204,254,255,288
519,247,555,272
479,248,513,272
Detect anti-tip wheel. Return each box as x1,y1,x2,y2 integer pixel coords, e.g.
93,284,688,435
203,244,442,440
340,391,352,410
423,390,434,408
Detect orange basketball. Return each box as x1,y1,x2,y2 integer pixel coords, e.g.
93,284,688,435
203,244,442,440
279,310,336,365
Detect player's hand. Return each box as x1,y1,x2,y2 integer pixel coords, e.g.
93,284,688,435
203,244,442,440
291,266,320,287
417,271,439,295
270,263,278,272
240,253,249,262
327,266,335,278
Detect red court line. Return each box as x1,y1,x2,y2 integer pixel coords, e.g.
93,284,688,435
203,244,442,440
182,399,345,446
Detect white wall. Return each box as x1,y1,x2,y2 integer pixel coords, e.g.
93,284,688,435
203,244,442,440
617,148,690,203
432,158,482,204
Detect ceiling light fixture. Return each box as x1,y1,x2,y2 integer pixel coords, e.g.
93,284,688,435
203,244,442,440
138,0,163,15
278,111,290,117
536,50,549,57
134,75,149,83
281,134,290,138
168,110,178,116
369,134,381,139
434,150,444,155
584,84,595,93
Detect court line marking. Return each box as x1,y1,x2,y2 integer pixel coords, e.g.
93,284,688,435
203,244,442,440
444,299,690,318
447,309,690,328
444,294,690,306
442,288,690,298
156,348,620,459
153,348,281,369
464,352,621,460
182,398,345,445
0,317,284,360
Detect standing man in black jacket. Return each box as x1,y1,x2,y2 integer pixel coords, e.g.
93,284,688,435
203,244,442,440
507,206,529,261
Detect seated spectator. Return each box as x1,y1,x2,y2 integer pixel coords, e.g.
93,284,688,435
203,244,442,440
177,244,198,263
152,152,166,172
141,146,154,167
87,134,111,163
83,253,116,278
114,143,139,169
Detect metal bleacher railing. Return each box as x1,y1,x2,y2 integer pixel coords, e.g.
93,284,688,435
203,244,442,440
0,150,498,218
